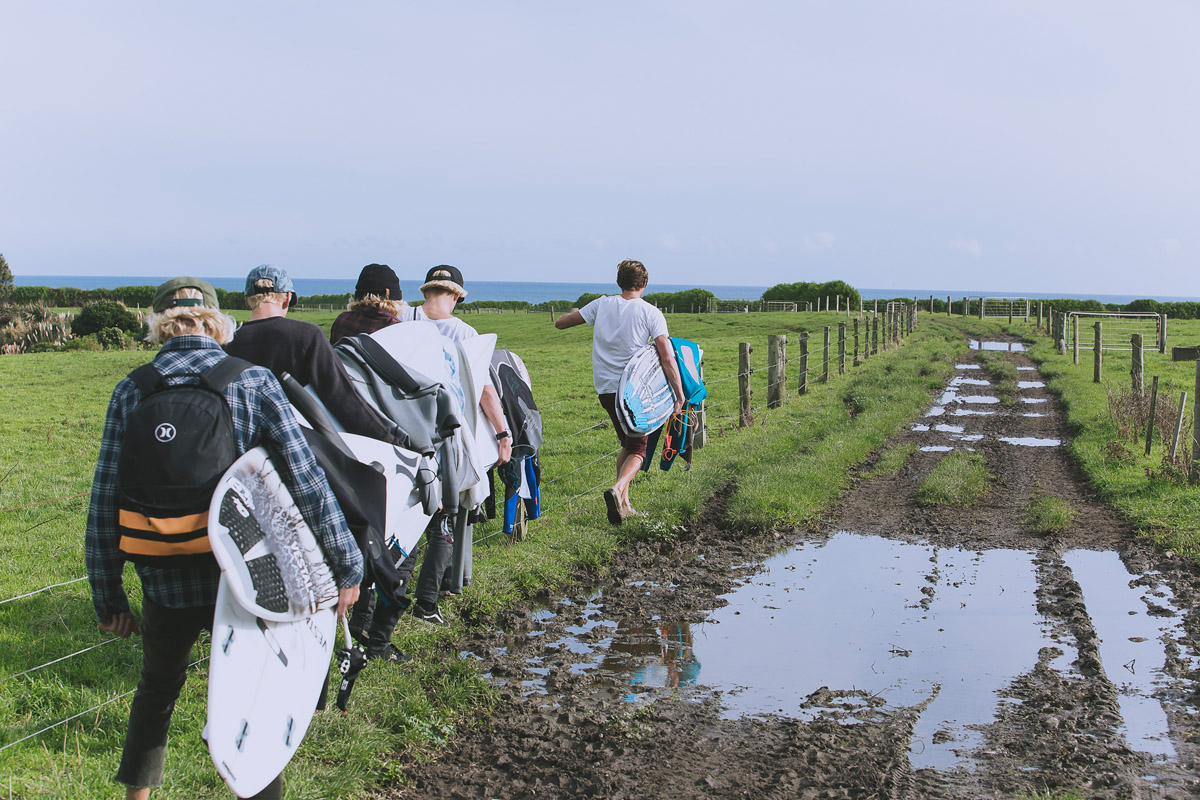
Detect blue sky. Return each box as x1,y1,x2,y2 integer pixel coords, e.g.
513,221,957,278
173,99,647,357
1,2,1195,296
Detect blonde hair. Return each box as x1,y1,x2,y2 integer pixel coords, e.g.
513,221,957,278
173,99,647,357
144,288,236,345
245,279,290,311
346,293,408,316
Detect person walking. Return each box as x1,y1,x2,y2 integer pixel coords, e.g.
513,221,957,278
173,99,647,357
330,263,412,343
85,277,362,800
555,259,683,524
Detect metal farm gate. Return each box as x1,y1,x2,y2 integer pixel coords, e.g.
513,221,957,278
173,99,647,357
980,297,1030,320
1065,312,1162,352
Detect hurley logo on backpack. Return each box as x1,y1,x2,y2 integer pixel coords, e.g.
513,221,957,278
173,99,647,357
116,357,251,566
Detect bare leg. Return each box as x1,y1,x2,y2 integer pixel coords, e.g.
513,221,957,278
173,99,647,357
611,447,643,513
127,788,149,800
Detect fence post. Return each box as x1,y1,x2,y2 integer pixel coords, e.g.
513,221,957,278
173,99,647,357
837,323,846,375
1036,301,1043,331
798,332,809,395
738,343,753,427
694,361,707,449
873,314,879,355
946,295,951,317
1145,376,1159,456
1160,313,1168,354
767,334,785,409
1131,334,1144,396
836,295,840,313
853,318,861,366
1073,316,1080,365
822,326,831,383
1093,322,1102,383
1170,391,1187,464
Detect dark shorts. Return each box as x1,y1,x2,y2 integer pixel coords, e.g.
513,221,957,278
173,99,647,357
598,393,647,460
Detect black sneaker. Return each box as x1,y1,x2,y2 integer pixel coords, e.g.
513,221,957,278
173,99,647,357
411,601,448,626
366,643,411,665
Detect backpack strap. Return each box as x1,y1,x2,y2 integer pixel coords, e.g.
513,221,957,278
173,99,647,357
127,364,165,398
200,356,254,393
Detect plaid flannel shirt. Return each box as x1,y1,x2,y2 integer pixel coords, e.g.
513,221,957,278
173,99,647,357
84,335,363,622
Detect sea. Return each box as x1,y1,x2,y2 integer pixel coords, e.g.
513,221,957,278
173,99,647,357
13,275,1200,305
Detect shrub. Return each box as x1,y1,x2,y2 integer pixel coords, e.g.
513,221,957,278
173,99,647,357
574,292,603,307
74,300,140,337
61,335,103,352
96,327,129,350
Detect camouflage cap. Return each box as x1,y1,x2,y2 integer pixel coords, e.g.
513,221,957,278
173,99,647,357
152,276,220,313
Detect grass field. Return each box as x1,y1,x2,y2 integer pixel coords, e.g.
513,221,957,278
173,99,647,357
1025,316,1200,555
1,309,1004,798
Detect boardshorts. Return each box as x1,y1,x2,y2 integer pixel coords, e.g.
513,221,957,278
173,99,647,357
597,393,648,460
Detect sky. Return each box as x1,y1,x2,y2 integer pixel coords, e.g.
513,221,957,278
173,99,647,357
1,2,1196,296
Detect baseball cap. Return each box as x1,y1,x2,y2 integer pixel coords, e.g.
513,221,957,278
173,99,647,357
244,264,295,296
419,264,467,298
152,277,220,313
355,263,402,300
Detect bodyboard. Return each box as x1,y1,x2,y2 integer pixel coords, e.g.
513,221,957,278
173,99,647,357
616,344,674,436
459,334,500,471
207,577,334,797
208,447,338,622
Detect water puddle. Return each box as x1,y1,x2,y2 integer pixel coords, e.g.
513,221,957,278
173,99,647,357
969,340,1027,352
1022,413,1048,418
1063,550,1197,757
955,364,981,370
1020,398,1048,405
999,437,1061,447
953,409,995,417
1018,381,1045,389
953,378,991,387
960,396,1000,404
479,537,1193,773
920,446,954,452
1017,366,1036,372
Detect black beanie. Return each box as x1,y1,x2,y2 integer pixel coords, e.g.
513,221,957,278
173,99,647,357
355,263,402,300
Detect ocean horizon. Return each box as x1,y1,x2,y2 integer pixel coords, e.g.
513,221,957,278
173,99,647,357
13,275,1200,306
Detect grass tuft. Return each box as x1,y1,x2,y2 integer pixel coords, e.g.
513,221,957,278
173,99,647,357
915,451,990,507
1023,494,1075,533
867,443,916,477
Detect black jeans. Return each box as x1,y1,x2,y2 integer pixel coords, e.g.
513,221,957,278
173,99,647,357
115,596,282,800
414,513,451,607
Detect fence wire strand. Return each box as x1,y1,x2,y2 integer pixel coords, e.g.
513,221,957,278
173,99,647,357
1,577,88,607
2,638,122,685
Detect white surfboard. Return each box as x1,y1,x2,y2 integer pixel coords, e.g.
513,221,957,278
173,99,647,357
207,577,335,798
617,344,675,436
458,334,500,474
208,448,339,622
338,432,436,558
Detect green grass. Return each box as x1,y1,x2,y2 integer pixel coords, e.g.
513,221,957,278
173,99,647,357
1023,494,1076,533
979,350,1020,404
1026,317,1200,556
915,451,991,507
0,310,1005,797
867,443,917,477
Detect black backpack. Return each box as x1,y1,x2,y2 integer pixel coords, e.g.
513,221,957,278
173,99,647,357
117,357,252,567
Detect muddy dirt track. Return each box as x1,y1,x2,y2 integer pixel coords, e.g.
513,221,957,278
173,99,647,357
381,340,1200,800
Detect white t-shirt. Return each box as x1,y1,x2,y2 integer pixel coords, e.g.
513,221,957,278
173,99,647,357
579,294,669,393
413,307,477,342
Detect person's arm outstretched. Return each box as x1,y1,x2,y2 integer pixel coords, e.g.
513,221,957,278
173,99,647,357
554,311,585,330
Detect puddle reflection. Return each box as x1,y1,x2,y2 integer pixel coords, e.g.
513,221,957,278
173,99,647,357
969,340,1027,352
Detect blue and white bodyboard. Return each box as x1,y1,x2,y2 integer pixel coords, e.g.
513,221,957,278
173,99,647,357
616,344,675,437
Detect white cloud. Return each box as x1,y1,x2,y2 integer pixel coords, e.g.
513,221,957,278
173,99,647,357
948,238,983,259
803,232,836,253
660,234,683,252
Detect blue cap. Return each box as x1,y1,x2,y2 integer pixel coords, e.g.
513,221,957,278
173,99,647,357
244,264,295,296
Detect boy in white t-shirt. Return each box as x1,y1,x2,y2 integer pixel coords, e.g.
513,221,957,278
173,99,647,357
555,259,683,524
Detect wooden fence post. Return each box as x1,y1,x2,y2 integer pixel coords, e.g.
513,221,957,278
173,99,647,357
1170,391,1187,463
1171,347,1200,481
1145,376,1159,456
1093,322,1103,383
1073,316,1080,365
853,318,861,366
838,323,846,375
822,326,830,383
1160,313,1168,354
1131,334,1144,396
1037,301,1043,331
738,343,753,427
798,333,809,396
767,334,785,409
946,295,951,317
872,314,879,355
694,361,706,449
